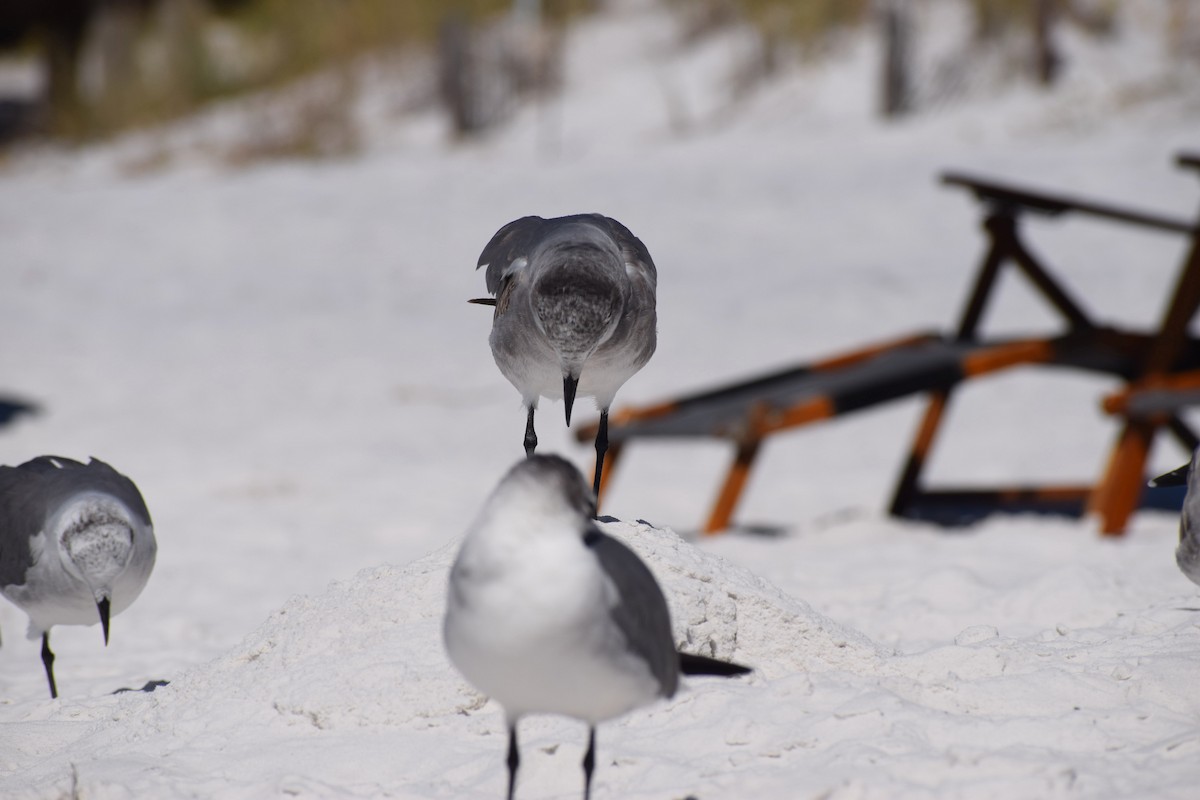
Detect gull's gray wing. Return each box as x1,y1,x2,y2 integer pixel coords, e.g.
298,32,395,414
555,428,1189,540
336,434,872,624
78,458,153,527
588,214,657,288
0,457,87,587
19,455,87,475
477,213,657,294
476,216,548,295
584,526,679,698
0,463,43,587
27,457,151,528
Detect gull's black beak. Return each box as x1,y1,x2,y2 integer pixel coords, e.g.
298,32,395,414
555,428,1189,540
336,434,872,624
1150,463,1190,488
468,297,497,306
98,597,111,645
563,375,579,426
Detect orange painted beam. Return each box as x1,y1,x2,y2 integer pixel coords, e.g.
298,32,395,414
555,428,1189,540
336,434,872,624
704,438,762,535
1089,419,1156,536
961,339,1054,376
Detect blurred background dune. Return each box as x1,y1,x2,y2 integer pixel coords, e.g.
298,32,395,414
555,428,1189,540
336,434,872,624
0,0,1196,163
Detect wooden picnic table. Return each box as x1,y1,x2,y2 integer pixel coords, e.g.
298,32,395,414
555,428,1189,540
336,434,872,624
578,153,1200,535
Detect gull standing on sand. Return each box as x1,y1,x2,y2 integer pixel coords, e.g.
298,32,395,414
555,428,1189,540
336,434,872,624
444,455,750,800
1151,448,1200,585
0,456,156,697
471,214,657,497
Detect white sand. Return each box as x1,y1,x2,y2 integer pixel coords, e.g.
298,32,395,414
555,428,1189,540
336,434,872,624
1,1,1199,797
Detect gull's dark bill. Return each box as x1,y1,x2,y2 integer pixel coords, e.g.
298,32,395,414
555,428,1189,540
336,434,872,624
1150,462,1190,487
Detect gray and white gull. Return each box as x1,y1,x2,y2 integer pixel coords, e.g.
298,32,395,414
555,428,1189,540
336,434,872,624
444,455,750,800
0,456,156,697
472,214,657,497
1152,448,1200,585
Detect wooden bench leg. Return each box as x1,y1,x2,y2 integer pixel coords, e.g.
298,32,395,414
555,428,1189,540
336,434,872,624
704,438,762,535
889,390,951,517
1168,415,1200,451
593,441,623,513
1089,419,1156,536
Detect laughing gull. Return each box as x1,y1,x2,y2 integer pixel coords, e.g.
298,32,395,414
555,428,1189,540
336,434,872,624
444,455,750,800
1151,449,1200,585
471,214,657,497
0,456,156,698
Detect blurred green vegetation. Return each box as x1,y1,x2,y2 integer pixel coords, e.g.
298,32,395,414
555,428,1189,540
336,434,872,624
204,0,508,86
670,0,1116,49
970,0,1116,39
667,0,871,50
738,0,872,48
54,0,523,141
28,0,1137,147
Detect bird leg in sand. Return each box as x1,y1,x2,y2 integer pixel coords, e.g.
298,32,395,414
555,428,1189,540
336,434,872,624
41,632,58,699
582,726,597,800
506,724,520,800
523,407,537,457
592,411,609,499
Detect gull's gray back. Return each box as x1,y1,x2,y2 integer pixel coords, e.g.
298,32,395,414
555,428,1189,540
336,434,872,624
0,457,152,587
584,526,679,698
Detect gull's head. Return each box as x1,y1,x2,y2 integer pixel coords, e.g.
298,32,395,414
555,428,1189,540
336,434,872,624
53,493,141,642
1151,448,1200,585
478,455,595,537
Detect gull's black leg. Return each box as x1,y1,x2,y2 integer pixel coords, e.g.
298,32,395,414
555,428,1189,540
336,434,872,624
582,725,596,800
41,632,58,699
523,406,537,457
506,723,520,800
592,411,609,500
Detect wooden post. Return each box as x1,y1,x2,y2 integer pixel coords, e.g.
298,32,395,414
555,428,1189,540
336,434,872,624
879,0,912,119
1033,0,1061,86
704,437,762,535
